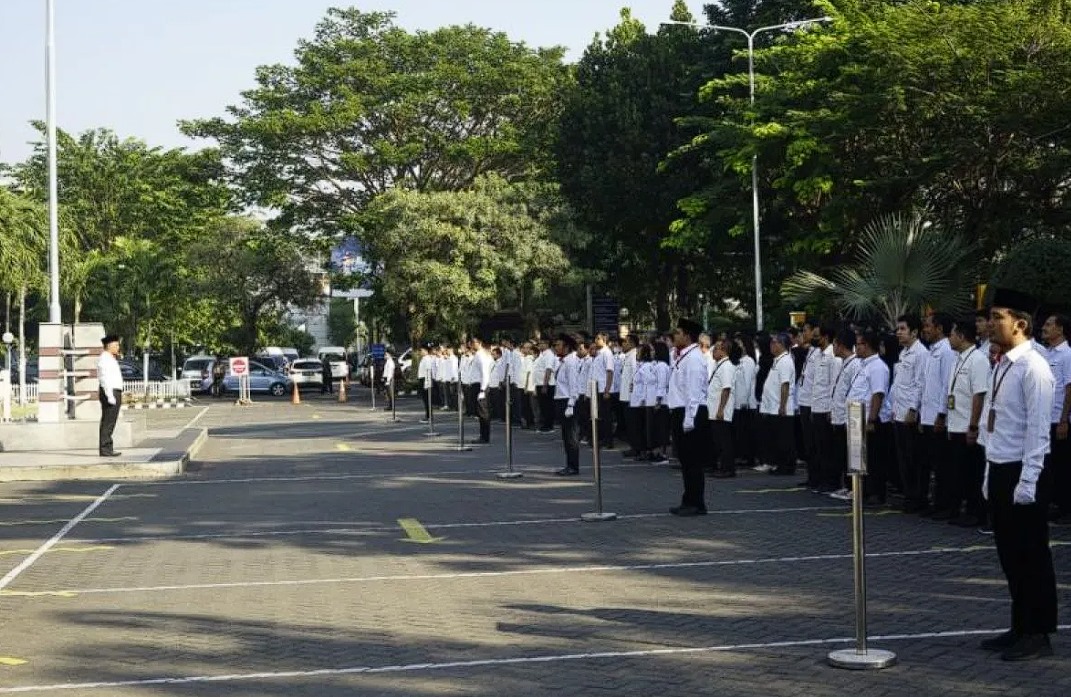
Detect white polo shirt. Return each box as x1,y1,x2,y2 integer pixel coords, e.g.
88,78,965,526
946,345,990,434
707,357,736,422
761,353,796,415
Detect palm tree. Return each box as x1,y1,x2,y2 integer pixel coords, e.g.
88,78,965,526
0,190,48,399
781,211,977,328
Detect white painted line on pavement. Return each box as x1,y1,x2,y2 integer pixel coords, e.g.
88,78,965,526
9,543,1003,598
67,506,843,545
3,624,1068,692
0,484,120,593
180,406,210,431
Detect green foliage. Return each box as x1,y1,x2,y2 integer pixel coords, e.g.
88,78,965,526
327,297,358,348
181,8,571,243
361,175,569,341
781,211,977,327
990,237,1071,310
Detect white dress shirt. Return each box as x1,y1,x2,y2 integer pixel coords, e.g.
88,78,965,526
521,355,535,392
891,339,927,421
441,354,459,383
383,356,396,386
810,345,838,414
509,349,524,387
461,354,479,385
97,351,124,402
536,349,559,387
651,362,671,405
734,355,757,410
1044,341,1071,424
474,349,493,393
707,357,736,422
578,356,593,397
760,353,796,415
619,349,637,401
490,356,506,385
920,337,956,426
629,362,650,408
831,355,861,426
798,347,820,408
592,346,614,393
981,341,1054,483
416,354,433,389
668,344,707,429
554,352,579,405
946,346,990,434
847,354,890,423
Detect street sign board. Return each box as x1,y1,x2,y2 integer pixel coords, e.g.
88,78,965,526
370,344,386,360
847,400,867,474
229,357,249,377
592,297,619,334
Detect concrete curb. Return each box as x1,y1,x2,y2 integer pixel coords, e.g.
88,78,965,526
0,427,207,482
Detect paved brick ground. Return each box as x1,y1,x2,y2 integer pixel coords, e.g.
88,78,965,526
0,390,1068,696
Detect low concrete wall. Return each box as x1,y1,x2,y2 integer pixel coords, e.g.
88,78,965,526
0,418,142,452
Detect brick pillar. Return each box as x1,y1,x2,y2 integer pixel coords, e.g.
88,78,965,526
37,322,65,423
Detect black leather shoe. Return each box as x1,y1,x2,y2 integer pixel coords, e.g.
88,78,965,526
555,468,579,476
980,630,1018,652
670,506,707,516
1001,634,1052,661
99,451,122,458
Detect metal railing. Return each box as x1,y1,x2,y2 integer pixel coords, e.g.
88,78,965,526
11,384,38,404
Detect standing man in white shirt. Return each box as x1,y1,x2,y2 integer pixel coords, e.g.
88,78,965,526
553,333,581,475
945,318,991,528
708,339,736,478
382,350,397,412
668,319,710,515
978,288,1056,661
761,333,798,476
827,330,860,498
416,346,433,423
592,332,616,449
535,340,559,433
797,329,821,474
440,346,459,411
97,334,124,457
849,330,893,505
807,325,838,491
921,313,958,518
470,337,494,444
891,315,929,512
618,337,638,456
1041,313,1071,524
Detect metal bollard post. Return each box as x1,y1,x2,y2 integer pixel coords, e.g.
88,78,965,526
423,380,441,437
455,382,471,451
390,377,400,422
828,401,896,670
497,366,523,479
582,379,616,521
370,365,377,411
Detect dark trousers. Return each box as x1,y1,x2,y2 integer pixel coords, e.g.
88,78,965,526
1046,424,1071,516
577,397,592,442
628,406,648,453
923,424,953,511
829,423,848,489
537,387,555,430
615,398,629,441
510,386,525,425
489,386,504,421
988,460,1058,635
98,388,122,455
598,394,615,447
798,405,814,465
672,406,710,509
384,381,396,412
948,432,986,519
866,422,893,501
761,413,797,472
711,419,735,474
463,383,477,416
421,383,432,419
648,406,670,449
809,411,832,486
467,384,491,442
733,408,756,467
444,382,458,411
557,400,579,471
894,421,926,505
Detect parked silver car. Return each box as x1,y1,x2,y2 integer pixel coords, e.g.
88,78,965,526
222,360,293,397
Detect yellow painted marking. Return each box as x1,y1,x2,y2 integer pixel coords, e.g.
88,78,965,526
818,510,902,518
0,545,113,558
0,590,78,598
737,487,806,494
335,443,352,452
398,518,444,544
0,657,27,667
0,516,136,527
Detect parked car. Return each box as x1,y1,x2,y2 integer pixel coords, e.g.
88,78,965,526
258,354,290,373
9,357,39,384
222,360,293,397
181,355,216,393
119,358,166,382
317,347,350,380
289,359,324,388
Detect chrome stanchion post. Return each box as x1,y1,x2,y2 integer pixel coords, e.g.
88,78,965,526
497,365,523,479
370,365,377,411
455,380,471,452
390,376,400,422
828,401,897,670
582,379,616,521
423,379,440,437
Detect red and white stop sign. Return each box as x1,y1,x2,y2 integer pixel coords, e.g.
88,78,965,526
229,357,249,376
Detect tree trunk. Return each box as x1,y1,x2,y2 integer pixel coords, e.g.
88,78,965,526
18,286,26,405
74,294,82,325
655,260,672,333
4,292,9,333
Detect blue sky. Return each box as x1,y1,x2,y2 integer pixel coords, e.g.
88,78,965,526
0,0,706,164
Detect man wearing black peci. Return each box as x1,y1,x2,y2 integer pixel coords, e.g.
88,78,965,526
668,319,711,515
97,334,124,457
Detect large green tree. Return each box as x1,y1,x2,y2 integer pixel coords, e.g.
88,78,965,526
182,8,571,244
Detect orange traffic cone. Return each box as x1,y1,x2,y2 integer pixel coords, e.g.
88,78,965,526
292,382,302,405
338,379,348,403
